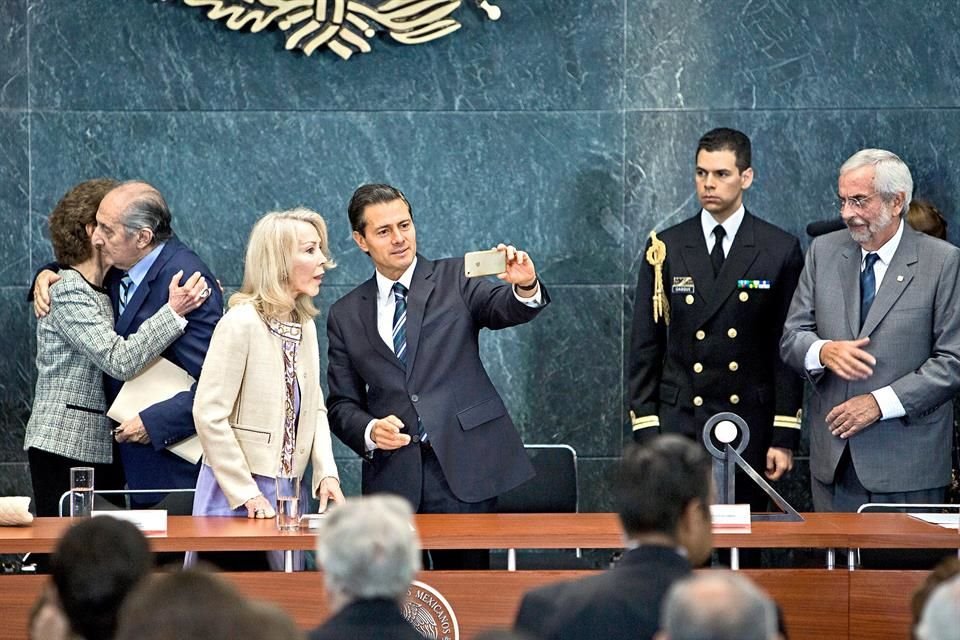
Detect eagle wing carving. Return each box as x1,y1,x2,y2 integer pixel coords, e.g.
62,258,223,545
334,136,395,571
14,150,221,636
183,0,469,59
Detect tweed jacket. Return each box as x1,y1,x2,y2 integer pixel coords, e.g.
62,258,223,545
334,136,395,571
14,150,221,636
25,268,183,462
193,303,339,508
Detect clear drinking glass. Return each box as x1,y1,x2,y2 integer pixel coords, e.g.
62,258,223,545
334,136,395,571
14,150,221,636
70,467,94,517
275,475,301,531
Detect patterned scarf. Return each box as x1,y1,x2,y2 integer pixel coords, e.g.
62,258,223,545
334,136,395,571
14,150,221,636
264,314,302,476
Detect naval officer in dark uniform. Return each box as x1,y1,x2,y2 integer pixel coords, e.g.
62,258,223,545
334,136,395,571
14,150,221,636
628,128,804,508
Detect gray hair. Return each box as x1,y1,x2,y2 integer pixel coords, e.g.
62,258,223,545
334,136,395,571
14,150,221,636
915,574,960,640
661,572,778,640
316,495,421,602
839,149,913,215
116,180,173,243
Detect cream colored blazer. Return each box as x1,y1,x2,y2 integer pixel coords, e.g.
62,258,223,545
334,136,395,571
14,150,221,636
193,302,338,508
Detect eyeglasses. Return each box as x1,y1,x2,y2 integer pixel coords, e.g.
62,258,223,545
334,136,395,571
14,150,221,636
838,192,881,212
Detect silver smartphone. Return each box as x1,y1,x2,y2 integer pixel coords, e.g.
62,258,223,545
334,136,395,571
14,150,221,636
464,249,507,277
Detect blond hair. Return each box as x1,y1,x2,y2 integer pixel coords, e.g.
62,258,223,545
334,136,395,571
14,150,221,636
229,207,336,320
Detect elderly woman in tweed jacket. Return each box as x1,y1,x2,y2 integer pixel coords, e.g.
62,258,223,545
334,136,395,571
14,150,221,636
24,179,210,517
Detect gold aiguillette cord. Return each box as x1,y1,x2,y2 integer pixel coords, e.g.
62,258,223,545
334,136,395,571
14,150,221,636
645,231,669,325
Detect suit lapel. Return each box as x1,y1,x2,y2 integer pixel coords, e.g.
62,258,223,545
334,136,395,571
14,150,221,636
839,239,861,338
403,256,436,379
359,277,404,369
860,227,918,337
115,239,178,335
698,212,760,326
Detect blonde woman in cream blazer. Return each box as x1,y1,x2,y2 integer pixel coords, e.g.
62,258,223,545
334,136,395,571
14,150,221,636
191,207,343,570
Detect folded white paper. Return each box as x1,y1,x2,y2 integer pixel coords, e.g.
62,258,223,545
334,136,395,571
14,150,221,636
710,504,752,533
107,357,203,464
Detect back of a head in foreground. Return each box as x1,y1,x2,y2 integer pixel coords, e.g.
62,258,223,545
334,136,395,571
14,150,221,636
616,436,713,539
316,494,422,603
659,571,780,640
915,574,960,640
114,567,302,640
51,515,153,640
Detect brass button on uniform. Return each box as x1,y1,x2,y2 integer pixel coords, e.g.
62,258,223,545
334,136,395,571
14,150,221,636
693,363,703,373
728,361,738,372
695,330,706,341
685,294,695,305
727,328,737,338
739,291,749,302
730,394,740,404
693,396,704,407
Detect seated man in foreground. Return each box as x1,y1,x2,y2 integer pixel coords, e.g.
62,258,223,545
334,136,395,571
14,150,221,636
514,435,714,640
310,494,424,640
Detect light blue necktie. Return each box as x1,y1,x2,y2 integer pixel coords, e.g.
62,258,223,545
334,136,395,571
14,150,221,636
860,253,879,329
118,273,133,316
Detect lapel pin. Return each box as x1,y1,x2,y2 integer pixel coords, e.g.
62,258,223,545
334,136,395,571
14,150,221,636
896,275,904,282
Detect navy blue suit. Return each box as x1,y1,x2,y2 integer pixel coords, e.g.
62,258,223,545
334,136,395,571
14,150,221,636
326,256,545,507
104,236,222,500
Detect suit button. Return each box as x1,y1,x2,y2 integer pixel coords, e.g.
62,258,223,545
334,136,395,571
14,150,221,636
411,394,419,402
685,295,695,305
411,435,421,443
730,394,740,404
727,328,737,338
299,448,305,454
728,361,738,372
739,291,749,302
695,330,706,341
693,396,703,407
693,363,703,373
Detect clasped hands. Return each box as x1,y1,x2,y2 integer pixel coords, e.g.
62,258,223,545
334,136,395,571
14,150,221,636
820,337,881,439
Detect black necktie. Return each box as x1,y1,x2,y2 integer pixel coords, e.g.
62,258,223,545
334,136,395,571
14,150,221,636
710,225,726,276
860,253,880,329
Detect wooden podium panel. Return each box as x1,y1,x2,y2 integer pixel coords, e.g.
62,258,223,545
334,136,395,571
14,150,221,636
849,571,928,640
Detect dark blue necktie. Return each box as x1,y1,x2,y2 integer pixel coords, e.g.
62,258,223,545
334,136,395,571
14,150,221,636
118,273,133,316
710,225,726,276
391,282,408,366
860,253,880,329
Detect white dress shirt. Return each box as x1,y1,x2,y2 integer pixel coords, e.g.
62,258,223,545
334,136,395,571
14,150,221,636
700,205,745,257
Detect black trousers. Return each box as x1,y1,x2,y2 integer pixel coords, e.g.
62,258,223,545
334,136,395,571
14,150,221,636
418,443,497,570
27,446,125,517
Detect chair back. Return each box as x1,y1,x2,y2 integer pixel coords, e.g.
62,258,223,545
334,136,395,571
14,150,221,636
498,444,578,513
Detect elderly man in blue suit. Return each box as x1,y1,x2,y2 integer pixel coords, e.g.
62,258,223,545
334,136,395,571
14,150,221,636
36,181,222,506
781,150,960,511
326,183,549,569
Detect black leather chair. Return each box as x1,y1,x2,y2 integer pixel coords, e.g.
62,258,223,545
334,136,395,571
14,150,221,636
493,444,593,570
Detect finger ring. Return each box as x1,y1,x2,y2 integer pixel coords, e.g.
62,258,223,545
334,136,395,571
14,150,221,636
200,288,211,299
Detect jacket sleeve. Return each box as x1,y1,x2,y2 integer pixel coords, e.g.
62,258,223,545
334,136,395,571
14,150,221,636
326,306,377,458
310,385,340,499
627,237,667,443
47,278,183,381
770,238,805,450
780,236,826,384
192,312,260,509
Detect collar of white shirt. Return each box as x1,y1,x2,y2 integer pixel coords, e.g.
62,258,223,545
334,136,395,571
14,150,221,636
700,206,745,255
375,257,418,304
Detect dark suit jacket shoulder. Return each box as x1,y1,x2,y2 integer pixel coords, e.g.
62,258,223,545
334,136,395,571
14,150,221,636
309,599,421,640
514,546,692,640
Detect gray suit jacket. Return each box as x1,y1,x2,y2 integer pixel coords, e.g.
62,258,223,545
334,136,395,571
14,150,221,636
25,269,183,463
780,225,960,492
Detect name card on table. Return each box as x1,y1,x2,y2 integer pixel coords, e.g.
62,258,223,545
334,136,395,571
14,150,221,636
710,504,752,533
93,510,168,534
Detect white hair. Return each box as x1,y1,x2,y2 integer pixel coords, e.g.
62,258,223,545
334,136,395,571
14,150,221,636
316,495,421,602
840,148,913,215
661,571,779,640
915,574,960,640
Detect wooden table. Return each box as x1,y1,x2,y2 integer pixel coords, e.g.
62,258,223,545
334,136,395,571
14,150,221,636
0,513,955,640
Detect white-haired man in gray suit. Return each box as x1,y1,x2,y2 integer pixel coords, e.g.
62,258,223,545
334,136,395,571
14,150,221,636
781,149,960,511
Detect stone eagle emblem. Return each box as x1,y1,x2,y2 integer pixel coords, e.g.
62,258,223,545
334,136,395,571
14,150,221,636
183,0,502,60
